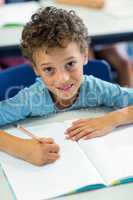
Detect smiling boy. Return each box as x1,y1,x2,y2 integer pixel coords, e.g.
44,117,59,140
0,7,133,166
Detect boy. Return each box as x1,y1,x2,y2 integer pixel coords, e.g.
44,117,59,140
57,0,133,87
0,6,133,166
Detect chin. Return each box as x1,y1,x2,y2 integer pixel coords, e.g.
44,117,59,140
58,90,78,100
51,85,79,101
59,95,74,100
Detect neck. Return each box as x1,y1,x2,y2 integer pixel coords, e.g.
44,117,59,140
53,93,79,109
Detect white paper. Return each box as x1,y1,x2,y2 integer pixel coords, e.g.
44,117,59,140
79,125,133,184
0,122,104,200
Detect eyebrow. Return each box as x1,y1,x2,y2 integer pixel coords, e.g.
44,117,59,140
40,56,76,66
64,56,76,61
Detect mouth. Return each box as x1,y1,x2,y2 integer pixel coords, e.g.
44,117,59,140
57,83,74,92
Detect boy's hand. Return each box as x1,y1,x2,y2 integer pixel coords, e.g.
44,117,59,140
65,115,118,141
20,138,60,166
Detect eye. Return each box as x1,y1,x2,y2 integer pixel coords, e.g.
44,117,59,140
43,67,55,75
65,61,77,71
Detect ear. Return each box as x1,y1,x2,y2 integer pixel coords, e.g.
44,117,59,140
83,48,89,65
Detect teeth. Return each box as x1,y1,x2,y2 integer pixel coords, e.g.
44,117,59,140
59,84,72,90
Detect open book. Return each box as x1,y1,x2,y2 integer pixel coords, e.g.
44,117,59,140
0,121,133,200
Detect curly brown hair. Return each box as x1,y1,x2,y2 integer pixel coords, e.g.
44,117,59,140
21,6,90,61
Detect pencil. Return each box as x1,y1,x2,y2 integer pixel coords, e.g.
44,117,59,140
14,124,41,142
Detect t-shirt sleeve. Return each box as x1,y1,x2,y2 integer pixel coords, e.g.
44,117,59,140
0,78,47,127
89,76,133,108
0,86,32,126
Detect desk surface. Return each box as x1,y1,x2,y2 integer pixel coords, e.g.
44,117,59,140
0,0,133,48
42,0,133,45
0,107,133,200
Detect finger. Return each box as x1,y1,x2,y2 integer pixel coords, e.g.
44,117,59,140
72,129,93,141
84,130,104,140
66,127,95,139
84,128,113,140
65,124,85,135
45,138,55,143
66,127,84,139
48,144,60,153
47,153,60,161
66,119,93,134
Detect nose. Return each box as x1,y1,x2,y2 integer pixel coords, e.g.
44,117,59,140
56,69,70,83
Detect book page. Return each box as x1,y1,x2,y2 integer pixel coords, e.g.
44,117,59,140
0,122,104,200
79,125,133,185
0,1,40,27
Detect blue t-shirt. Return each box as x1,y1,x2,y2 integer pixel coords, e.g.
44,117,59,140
0,75,133,126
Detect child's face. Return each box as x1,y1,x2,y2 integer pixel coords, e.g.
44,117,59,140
33,42,88,105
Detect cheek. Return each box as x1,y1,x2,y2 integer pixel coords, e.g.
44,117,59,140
35,68,58,89
72,67,83,81
41,76,55,88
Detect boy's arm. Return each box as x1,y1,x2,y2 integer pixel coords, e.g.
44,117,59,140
56,0,105,9
66,77,133,140
0,130,23,157
65,105,133,141
65,78,133,140
111,105,133,126
0,130,60,166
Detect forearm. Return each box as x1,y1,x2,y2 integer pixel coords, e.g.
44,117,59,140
0,130,60,166
0,130,25,159
107,105,133,127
